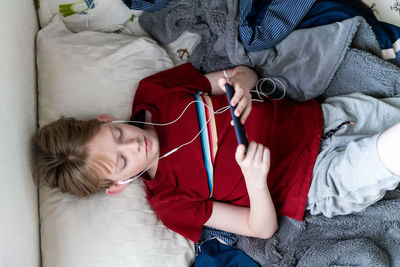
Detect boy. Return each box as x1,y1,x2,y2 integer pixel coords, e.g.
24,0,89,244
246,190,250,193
34,63,400,243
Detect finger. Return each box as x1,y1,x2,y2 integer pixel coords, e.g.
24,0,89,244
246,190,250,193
231,86,245,107
245,141,257,161
231,120,234,126
263,147,270,166
240,103,252,124
235,144,246,163
254,143,264,162
234,95,249,117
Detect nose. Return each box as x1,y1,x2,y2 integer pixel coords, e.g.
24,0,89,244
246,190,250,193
121,137,141,152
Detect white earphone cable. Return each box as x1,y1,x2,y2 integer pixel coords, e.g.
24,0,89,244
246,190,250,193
115,76,286,185
115,101,229,185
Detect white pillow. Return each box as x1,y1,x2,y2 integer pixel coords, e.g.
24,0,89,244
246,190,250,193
37,14,174,127
37,0,136,32
39,184,195,267
37,15,195,267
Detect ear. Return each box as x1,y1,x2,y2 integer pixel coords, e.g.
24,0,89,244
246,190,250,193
96,114,116,123
105,182,129,196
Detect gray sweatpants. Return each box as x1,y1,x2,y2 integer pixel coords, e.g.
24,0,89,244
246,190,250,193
306,93,400,217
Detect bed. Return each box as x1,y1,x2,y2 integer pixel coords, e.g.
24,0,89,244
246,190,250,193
2,0,400,266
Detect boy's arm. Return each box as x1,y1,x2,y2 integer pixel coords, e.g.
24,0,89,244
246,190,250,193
204,66,258,124
204,142,278,239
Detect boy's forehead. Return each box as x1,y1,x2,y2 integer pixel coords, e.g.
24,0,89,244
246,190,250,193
86,125,117,175
91,124,113,143
87,149,117,178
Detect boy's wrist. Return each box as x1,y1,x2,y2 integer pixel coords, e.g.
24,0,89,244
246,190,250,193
244,177,268,192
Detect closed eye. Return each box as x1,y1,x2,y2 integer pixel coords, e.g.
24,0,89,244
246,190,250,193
120,154,127,169
111,125,124,142
116,126,123,141
116,127,127,169
111,126,127,169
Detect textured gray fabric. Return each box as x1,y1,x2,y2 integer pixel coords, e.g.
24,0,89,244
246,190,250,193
237,190,400,266
322,48,400,99
139,0,236,73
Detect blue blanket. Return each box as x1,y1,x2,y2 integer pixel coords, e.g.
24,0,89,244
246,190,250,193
120,0,167,11
238,0,314,52
298,0,400,66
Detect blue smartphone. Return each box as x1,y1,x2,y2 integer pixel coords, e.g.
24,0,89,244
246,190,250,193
225,82,249,150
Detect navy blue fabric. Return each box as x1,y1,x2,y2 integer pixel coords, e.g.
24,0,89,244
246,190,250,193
298,0,400,66
120,0,168,11
195,226,238,255
194,238,259,267
238,0,314,52
198,226,238,246
299,0,399,50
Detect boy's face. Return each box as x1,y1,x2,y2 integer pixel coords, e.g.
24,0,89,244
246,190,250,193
86,122,160,186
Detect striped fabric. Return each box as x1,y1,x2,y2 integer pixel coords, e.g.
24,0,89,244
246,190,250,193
83,0,94,8
239,0,315,52
121,0,168,11
195,226,238,254
193,92,239,250
382,35,400,66
194,92,218,198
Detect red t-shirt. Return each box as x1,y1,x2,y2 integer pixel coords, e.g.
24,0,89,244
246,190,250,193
131,63,323,242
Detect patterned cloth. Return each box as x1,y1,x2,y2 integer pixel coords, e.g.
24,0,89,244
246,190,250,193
121,0,168,11
194,92,218,198
195,226,238,254
321,121,355,141
238,0,315,52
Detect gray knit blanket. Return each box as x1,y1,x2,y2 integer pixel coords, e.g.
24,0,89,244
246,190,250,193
236,189,400,266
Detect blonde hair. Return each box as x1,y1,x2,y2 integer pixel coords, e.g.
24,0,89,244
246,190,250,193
33,117,114,197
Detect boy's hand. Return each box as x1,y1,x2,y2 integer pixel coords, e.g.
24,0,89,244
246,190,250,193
218,66,258,124
235,141,270,189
